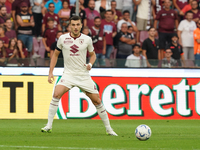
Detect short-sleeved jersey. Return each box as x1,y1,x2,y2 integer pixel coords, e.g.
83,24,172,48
56,33,94,75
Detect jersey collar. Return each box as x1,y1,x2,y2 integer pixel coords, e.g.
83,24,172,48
70,32,81,40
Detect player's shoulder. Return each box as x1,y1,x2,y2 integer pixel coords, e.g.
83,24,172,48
59,33,70,40
80,33,92,41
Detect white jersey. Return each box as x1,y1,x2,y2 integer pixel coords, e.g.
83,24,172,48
56,33,94,75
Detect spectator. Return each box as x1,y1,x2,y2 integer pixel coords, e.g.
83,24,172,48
178,11,196,62
5,0,12,13
6,38,18,62
125,44,147,67
127,25,134,38
50,30,63,58
80,0,85,10
82,26,90,36
5,19,17,41
0,0,11,18
0,6,7,25
142,27,160,67
154,0,178,59
42,0,62,15
31,0,43,37
193,20,200,66
190,0,200,24
42,17,57,66
122,0,134,21
95,0,111,19
17,39,28,66
0,39,6,64
110,0,122,24
58,0,71,32
12,0,31,31
133,0,155,41
100,10,117,59
90,16,106,67
173,0,188,16
0,25,8,48
158,48,178,68
16,2,35,56
181,0,193,15
70,1,87,27
117,10,139,44
84,0,100,29
64,23,71,33
50,30,63,66
165,33,185,66
115,22,135,67
42,3,61,33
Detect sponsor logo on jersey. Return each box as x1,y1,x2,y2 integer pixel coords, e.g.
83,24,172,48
70,44,79,56
79,39,84,45
64,38,73,44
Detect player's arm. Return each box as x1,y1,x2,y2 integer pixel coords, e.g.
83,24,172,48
48,49,60,83
86,51,96,71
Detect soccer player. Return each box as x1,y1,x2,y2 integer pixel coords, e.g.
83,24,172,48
41,16,118,136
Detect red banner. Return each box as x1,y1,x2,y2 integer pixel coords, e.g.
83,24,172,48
59,77,200,119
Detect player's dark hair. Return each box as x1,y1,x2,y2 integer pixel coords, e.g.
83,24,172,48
94,16,100,21
148,26,155,31
133,44,141,49
48,2,54,7
123,10,130,15
185,10,193,16
47,17,54,22
69,16,82,24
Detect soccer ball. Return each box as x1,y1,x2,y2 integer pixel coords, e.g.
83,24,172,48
135,124,151,141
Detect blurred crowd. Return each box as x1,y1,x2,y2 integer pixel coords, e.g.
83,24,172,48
0,0,200,67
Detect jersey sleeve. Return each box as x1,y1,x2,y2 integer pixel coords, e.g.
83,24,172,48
56,36,63,51
178,21,183,31
87,37,94,52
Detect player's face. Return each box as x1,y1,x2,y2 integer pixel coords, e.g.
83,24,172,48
70,20,82,36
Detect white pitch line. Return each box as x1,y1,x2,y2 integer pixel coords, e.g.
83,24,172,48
0,145,199,150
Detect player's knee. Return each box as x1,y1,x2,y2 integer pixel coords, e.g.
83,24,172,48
53,92,62,99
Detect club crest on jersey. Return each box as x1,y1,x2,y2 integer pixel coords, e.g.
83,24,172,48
79,39,84,45
64,38,73,45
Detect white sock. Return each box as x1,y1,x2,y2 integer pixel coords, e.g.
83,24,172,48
47,97,60,128
96,103,112,131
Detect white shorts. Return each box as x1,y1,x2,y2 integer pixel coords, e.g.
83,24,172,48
57,74,99,94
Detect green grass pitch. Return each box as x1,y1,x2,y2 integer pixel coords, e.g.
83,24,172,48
0,119,199,150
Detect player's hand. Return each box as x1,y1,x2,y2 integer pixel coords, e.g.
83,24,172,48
48,73,54,83
84,63,92,70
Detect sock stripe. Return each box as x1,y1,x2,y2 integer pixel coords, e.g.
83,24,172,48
50,103,58,106
52,100,59,102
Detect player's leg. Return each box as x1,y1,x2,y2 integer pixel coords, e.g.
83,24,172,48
41,85,70,133
85,92,118,136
